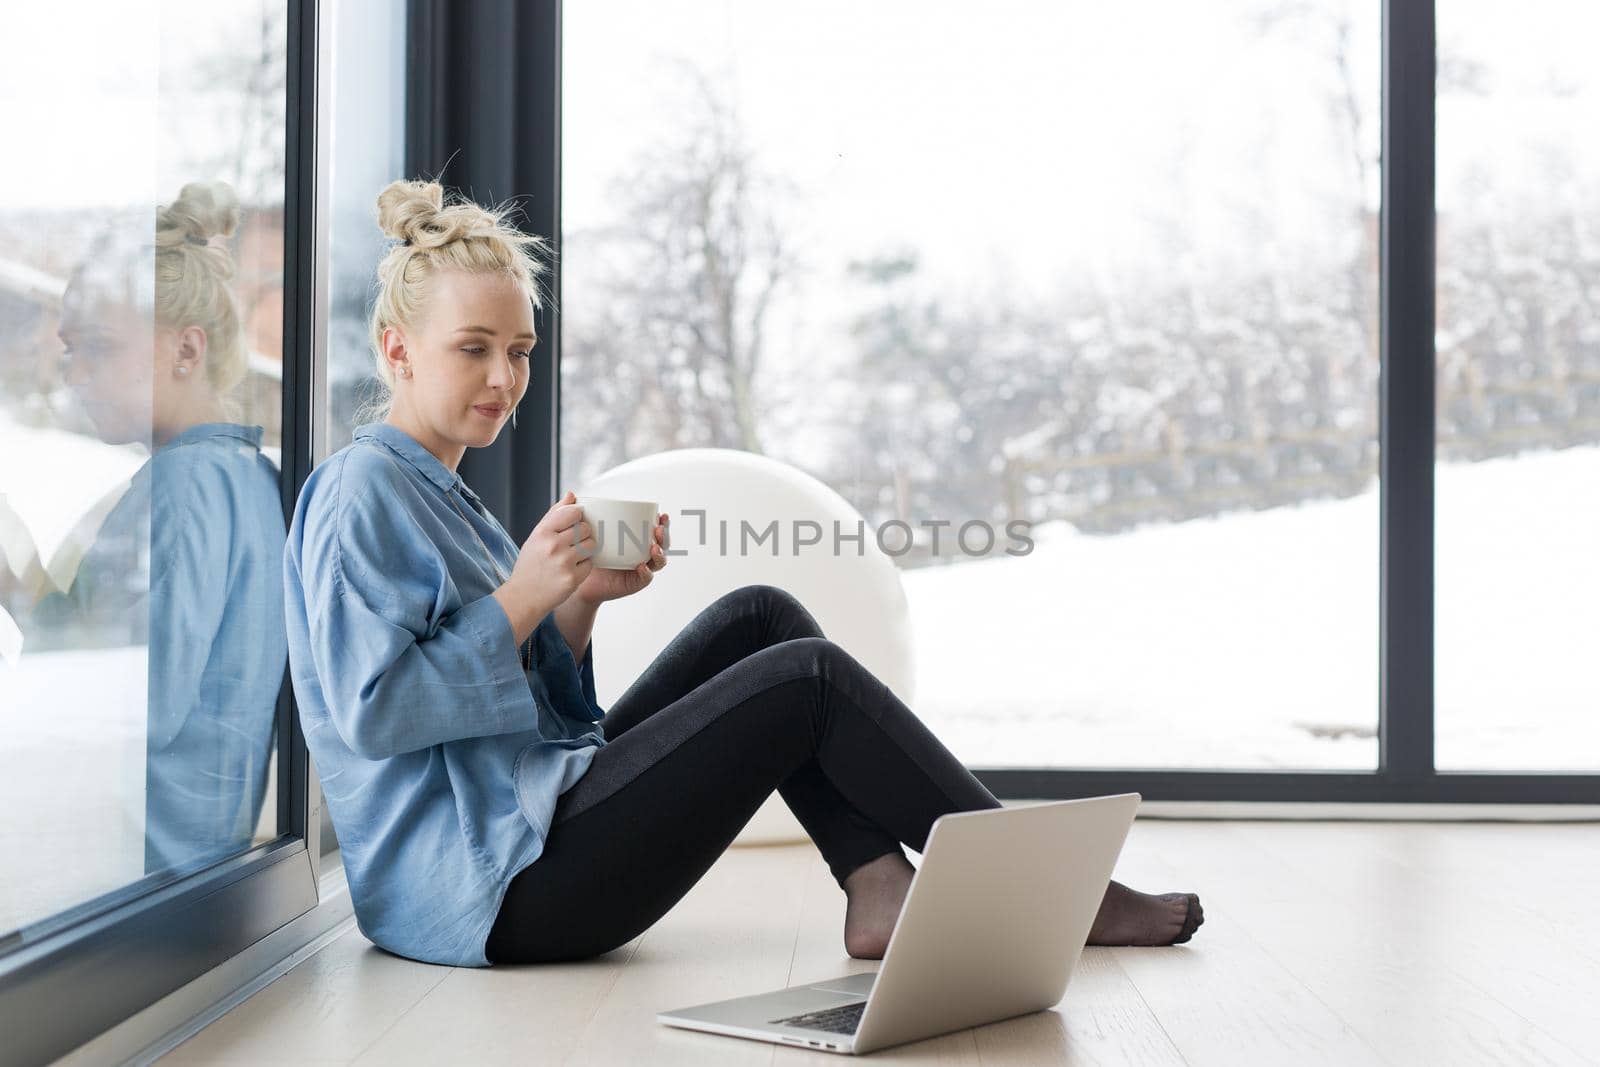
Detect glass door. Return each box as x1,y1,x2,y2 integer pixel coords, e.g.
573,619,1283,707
0,2,326,1061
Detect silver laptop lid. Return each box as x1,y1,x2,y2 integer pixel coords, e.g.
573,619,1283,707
851,793,1141,1054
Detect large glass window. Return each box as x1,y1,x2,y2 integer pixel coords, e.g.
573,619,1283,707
561,0,1381,770
0,0,289,946
314,0,410,867
1434,1,1600,771
326,0,408,457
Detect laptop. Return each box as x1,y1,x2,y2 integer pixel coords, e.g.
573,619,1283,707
657,792,1142,1055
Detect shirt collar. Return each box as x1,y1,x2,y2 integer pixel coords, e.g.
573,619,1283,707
156,421,264,454
354,421,464,494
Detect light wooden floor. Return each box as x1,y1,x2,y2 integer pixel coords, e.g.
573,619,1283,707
158,819,1600,1066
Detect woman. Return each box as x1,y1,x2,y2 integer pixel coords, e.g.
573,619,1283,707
282,178,1203,969
50,178,286,876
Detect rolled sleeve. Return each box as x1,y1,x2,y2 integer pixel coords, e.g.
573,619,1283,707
531,612,606,722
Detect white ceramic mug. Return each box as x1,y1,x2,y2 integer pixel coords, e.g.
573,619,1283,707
573,495,659,569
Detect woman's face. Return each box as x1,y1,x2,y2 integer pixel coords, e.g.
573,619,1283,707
58,279,211,447
57,280,155,446
386,269,536,453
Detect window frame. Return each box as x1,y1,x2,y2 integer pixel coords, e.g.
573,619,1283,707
531,0,1596,805
1007,0,1591,805
0,4,334,1062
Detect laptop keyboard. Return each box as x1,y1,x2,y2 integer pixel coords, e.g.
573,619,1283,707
769,1000,867,1035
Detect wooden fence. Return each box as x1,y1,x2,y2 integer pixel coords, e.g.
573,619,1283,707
1000,372,1600,534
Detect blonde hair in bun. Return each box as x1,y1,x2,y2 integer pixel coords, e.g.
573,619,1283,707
361,177,553,422
72,179,249,418
155,180,248,407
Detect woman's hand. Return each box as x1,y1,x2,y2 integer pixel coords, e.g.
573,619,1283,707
573,513,669,605
500,491,596,620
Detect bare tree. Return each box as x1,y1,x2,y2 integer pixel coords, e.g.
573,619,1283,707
563,59,800,482
1248,0,1379,373
189,6,289,207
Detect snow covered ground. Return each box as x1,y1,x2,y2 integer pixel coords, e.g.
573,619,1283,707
905,444,1600,772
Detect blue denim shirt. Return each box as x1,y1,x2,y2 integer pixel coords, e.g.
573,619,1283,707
282,421,606,967
67,422,286,876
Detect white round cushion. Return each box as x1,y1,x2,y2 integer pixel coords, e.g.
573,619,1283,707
578,448,915,846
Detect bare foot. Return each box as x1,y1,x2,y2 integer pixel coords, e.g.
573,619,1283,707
1086,880,1204,946
841,851,916,959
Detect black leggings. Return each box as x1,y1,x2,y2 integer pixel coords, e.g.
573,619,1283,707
485,583,1002,965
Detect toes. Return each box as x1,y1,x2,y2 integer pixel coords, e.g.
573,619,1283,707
1172,895,1204,945
1089,891,1205,947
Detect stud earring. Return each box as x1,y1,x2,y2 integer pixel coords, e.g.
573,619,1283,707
175,366,189,376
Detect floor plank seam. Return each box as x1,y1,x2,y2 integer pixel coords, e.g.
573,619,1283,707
567,935,647,1064
343,954,457,1066
781,849,815,990
1437,945,1594,1065
1104,948,1193,1067
1212,822,1435,1067
1325,824,1600,1065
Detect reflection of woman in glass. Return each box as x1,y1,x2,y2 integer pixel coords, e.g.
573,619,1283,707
53,180,287,876
284,179,1203,970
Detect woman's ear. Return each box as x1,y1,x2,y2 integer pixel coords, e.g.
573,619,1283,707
381,325,411,379
173,325,208,379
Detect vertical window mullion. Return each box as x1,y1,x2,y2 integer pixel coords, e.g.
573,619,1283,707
1378,0,1437,776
